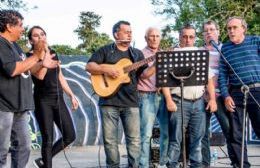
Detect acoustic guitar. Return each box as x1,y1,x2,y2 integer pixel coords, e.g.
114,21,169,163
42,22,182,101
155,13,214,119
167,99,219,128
91,55,155,97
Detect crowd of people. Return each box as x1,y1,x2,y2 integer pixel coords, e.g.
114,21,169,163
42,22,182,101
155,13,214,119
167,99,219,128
0,9,259,168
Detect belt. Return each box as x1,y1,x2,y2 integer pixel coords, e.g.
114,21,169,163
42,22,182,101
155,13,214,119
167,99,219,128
138,90,157,94
231,82,260,89
172,94,202,102
248,82,260,88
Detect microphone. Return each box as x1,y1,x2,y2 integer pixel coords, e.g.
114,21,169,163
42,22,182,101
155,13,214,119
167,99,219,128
209,39,218,49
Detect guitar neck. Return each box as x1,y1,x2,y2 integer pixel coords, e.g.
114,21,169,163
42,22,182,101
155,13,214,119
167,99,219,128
124,55,155,73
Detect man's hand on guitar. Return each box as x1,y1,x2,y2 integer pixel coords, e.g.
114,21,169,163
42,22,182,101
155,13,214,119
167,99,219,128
103,67,120,79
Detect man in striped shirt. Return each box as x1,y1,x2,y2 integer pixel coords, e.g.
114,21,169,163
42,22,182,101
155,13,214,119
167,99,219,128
218,16,260,168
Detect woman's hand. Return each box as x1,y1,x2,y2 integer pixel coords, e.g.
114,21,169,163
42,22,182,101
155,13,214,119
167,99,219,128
33,40,47,60
71,95,79,111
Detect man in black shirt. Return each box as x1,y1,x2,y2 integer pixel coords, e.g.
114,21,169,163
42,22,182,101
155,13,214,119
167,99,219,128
86,20,151,167
0,10,58,167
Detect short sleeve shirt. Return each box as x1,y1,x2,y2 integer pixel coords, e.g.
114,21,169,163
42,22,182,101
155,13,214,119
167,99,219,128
0,37,34,112
27,50,63,96
88,43,147,107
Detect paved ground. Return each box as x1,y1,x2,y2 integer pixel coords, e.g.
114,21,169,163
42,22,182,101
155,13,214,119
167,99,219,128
7,145,260,168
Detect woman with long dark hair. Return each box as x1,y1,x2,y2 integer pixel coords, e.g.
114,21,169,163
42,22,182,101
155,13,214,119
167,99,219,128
28,26,78,168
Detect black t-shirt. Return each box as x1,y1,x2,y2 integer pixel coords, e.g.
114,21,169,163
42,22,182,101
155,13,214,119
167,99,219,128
26,50,63,97
0,36,34,112
88,43,147,107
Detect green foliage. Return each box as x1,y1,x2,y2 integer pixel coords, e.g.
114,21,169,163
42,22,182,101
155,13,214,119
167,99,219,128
0,0,27,10
151,0,260,44
160,25,178,50
51,44,86,56
17,26,30,52
74,11,113,55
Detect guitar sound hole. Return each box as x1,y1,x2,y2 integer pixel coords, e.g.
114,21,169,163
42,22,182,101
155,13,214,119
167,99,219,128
102,74,109,87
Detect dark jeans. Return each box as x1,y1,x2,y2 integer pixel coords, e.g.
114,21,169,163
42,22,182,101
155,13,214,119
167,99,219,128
229,86,260,168
202,96,236,166
34,94,76,168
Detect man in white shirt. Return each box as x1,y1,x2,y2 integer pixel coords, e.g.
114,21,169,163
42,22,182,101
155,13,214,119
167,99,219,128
163,24,216,168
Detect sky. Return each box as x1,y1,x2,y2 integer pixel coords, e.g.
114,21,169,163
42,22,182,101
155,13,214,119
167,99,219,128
21,0,169,49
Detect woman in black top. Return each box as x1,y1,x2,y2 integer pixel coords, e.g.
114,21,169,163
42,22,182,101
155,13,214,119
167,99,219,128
28,26,78,168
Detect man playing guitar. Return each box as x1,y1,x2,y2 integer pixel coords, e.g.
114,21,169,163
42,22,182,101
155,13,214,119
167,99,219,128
86,20,152,167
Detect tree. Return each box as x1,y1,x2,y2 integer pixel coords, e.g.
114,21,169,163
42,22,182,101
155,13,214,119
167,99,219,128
0,0,27,10
151,0,259,43
74,11,113,55
51,44,86,56
160,25,178,50
17,26,30,52
1,0,37,51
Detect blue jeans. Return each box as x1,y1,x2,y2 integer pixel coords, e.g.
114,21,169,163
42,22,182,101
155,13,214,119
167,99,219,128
101,106,141,168
167,97,206,168
138,92,169,167
201,96,235,166
0,111,31,168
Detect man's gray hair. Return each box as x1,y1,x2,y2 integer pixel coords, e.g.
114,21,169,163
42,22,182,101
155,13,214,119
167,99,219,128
145,27,161,38
226,16,247,31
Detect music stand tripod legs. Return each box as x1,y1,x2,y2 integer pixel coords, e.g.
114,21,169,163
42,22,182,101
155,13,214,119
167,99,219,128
170,69,195,168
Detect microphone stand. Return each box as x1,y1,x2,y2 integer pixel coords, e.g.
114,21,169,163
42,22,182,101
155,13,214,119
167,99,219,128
210,40,260,168
241,85,249,168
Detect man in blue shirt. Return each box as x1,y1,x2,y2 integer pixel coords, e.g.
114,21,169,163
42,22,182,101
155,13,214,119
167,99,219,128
218,16,260,168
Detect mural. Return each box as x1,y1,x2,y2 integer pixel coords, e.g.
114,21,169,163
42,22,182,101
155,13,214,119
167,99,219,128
29,55,259,148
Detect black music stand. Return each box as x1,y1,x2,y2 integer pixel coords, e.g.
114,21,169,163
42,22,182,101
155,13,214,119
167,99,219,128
156,49,209,168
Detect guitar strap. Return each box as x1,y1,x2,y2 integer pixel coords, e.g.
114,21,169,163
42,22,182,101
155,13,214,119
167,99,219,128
109,43,137,63
128,46,138,63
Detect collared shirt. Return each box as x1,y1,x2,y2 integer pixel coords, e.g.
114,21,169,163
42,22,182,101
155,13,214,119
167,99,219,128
205,43,222,98
137,46,158,92
170,47,214,100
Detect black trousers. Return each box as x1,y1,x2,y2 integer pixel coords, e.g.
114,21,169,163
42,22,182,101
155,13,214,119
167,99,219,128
229,86,260,168
34,94,76,168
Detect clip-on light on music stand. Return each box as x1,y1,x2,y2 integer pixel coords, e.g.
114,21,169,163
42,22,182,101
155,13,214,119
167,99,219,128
156,49,209,168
